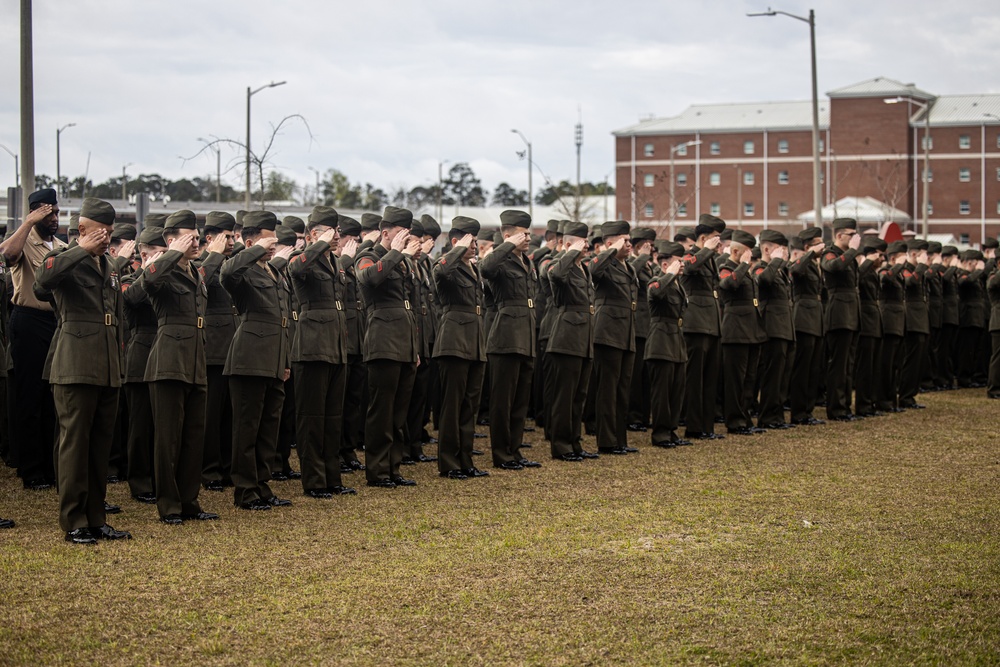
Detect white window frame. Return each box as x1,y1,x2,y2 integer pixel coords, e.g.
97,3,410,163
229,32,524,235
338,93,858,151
744,171,755,186
743,140,755,155
959,200,970,215
709,172,721,186
959,168,971,183
710,141,720,155
710,202,720,216
676,144,688,156
922,135,933,150
644,203,654,218
778,170,789,185
677,173,687,186
644,143,654,157
778,202,789,216
777,139,789,154
677,203,688,217
744,202,755,217
643,174,655,187
959,135,971,149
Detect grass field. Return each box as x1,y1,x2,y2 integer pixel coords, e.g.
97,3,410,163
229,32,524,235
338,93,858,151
1,388,999,666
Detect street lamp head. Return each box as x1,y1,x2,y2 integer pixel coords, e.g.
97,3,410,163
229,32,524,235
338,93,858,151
269,81,287,89
746,9,777,17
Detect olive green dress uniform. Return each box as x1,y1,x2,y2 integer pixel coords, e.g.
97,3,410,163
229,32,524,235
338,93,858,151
404,217,437,462
355,207,420,486
475,227,499,425
853,239,885,416
788,229,826,424
432,217,487,475
197,212,239,489
139,211,210,520
986,265,1000,398
221,211,293,508
821,219,862,420
627,227,657,430
479,211,538,468
0,254,9,466
529,220,559,431
33,198,125,535
418,215,444,439
288,206,352,495
878,244,907,412
645,241,688,446
939,246,961,386
899,241,930,408
270,226,301,479
589,220,639,453
536,246,563,441
108,224,137,482
545,222,596,459
335,216,366,469
923,242,946,389
755,231,795,428
956,250,987,387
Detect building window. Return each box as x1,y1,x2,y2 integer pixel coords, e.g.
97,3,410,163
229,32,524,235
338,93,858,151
709,172,721,186
924,168,933,183
644,203,654,218
744,202,755,217
996,200,1000,215
819,139,825,153
710,202,720,216
644,143,654,157
677,203,688,217
996,167,1000,182
922,135,933,150
778,202,789,216
777,139,789,154
959,168,971,182
960,233,970,244
927,201,933,215
744,140,755,155
644,174,655,187
959,200,971,215
959,135,971,149
710,141,720,155
676,143,688,156
820,170,825,185
778,170,789,185
744,171,755,186
676,173,687,186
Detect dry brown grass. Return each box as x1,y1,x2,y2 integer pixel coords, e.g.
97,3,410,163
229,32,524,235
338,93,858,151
1,388,999,666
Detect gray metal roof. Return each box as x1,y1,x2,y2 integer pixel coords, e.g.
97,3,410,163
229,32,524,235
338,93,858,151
826,76,935,100
923,94,1000,127
613,100,830,137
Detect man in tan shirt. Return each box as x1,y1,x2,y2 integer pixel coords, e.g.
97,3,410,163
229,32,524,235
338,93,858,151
0,188,66,489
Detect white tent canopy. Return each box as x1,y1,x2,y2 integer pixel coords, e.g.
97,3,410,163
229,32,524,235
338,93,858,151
796,196,912,224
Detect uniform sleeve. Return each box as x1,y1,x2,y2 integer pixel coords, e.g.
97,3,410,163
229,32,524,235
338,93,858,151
755,259,786,285
139,249,185,292
197,252,226,282
682,246,716,272
221,243,268,292
548,250,581,283
123,271,150,307
821,248,858,273
477,241,514,279
33,245,92,295
788,250,815,276
432,243,468,282
587,248,618,279
718,262,750,291
288,242,331,277
355,248,405,288
647,273,678,301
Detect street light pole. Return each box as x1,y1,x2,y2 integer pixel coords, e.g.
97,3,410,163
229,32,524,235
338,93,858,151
511,129,533,218
245,80,287,210
748,8,822,229
121,162,133,203
886,96,932,239
56,122,75,197
0,143,18,191
437,159,449,223
669,140,701,236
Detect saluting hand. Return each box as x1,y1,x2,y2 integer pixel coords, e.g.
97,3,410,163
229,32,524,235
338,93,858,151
254,236,278,252
273,245,294,261
456,234,475,249
362,230,380,244
340,237,358,258
401,236,421,257
79,229,109,256
849,233,862,250
664,258,681,275
206,233,229,255
508,232,530,252
704,235,721,251
567,237,587,253
143,250,164,268
24,204,53,226
168,233,195,254
390,230,409,252
421,238,435,255
117,240,136,261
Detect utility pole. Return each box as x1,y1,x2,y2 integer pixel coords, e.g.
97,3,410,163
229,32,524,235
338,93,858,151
437,160,449,223
121,162,132,203
245,81,287,210
575,109,583,219
20,0,35,225
56,122,76,197
511,129,533,218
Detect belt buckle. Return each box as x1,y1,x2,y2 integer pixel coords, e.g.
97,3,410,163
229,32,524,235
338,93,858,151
753,298,759,307
336,301,343,311
678,317,683,327
197,316,204,329
589,304,595,315
631,301,637,312
356,300,362,311
281,317,288,328
476,305,481,315
527,298,534,308
404,300,411,310
104,313,112,326
292,311,299,321
713,290,719,299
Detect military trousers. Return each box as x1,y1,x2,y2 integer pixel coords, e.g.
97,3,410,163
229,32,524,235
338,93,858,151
488,352,534,466
923,326,944,389
648,359,685,445
758,338,791,426
202,365,233,486
627,337,650,427
124,382,154,498
293,361,346,492
593,344,635,450
531,333,547,428
274,371,296,475
878,334,904,411
723,343,760,430
341,354,365,464
109,391,129,480
899,332,928,406
956,327,984,386
546,352,591,458
988,332,1000,398
789,332,823,423
683,333,721,436
52,384,118,532
9,306,57,485
825,329,858,419
364,359,416,483
229,375,284,506
436,356,485,474
854,335,881,416
150,380,207,518
405,355,432,457
940,324,959,387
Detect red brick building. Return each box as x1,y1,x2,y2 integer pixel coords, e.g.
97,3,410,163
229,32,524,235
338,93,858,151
613,77,1000,245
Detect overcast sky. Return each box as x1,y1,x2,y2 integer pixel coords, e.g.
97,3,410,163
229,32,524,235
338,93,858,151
2,0,999,201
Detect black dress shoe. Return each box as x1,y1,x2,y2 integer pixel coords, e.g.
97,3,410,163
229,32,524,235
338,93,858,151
652,441,677,449
598,447,628,455
807,417,826,425
0,517,14,529
305,489,334,499
104,502,122,515
340,463,355,473
391,476,417,486
495,461,524,470
440,470,469,479
517,458,542,468
400,456,418,465
425,436,440,444
553,452,584,461
417,453,438,463
831,415,856,422
674,438,693,446
761,422,792,430
203,480,224,492
627,423,648,432
236,499,271,510
708,433,726,440
270,472,289,481
474,432,487,439
24,479,53,491
182,512,219,521
477,417,490,426
160,514,184,525
622,445,639,453
519,442,533,448
790,419,809,426
132,492,157,504
92,524,132,540
329,486,357,495
65,527,98,544
265,496,293,507
347,460,366,471
367,479,397,488
472,448,484,455
107,475,121,484
287,470,302,479
461,467,490,478
578,450,600,459
749,427,767,434
728,427,755,435
902,402,926,409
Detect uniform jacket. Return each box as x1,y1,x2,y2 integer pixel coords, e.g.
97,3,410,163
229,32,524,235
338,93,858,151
589,248,638,352
880,264,906,337
418,254,440,349
821,245,861,333
546,249,595,358
789,251,824,336
196,251,238,366
987,268,1000,332
857,259,883,338
432,243,486,361
137,250,208,385
718,259,766,345
755,258,794,341
33,244,124,387
901,262,930,335
679,246,722,336
121,269,159,383
531,246,553,337
288,241,348,365
630,253,654,339
957,268,987,329
479,241,538,357
645,271,687,363
409,256,434,359
221,244,292,378
536,252,562,342
354,244,419,363
941,266,960,327
925,264,944,329
338,253,365,356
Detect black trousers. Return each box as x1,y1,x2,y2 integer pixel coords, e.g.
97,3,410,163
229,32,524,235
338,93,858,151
923,326,943,389
9,306,57,484
531,333,546,428
940,324,959,387
150,380,207,518
648,359,685,445
854,335,881,415
900,331,928,405
594,344,635,450
627,336,650,427
488,353,533,466
293,361,346,492
723,343,760,430
405,354,432,456
341,354,366,463
202,365,233,485
758,338,791,426
229,375,284,506
124,382,154,497
956,327,984,386
878,334,904,411
274,371,296,475
364,359,416,483
683,333,720,436
989,332,1000,398
436,356,485,473
52,384,118,532
546,353,591,457
108,390,128,480
825,329,858,419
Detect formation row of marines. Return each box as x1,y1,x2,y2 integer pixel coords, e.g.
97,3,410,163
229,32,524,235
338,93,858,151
0,188,997,542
